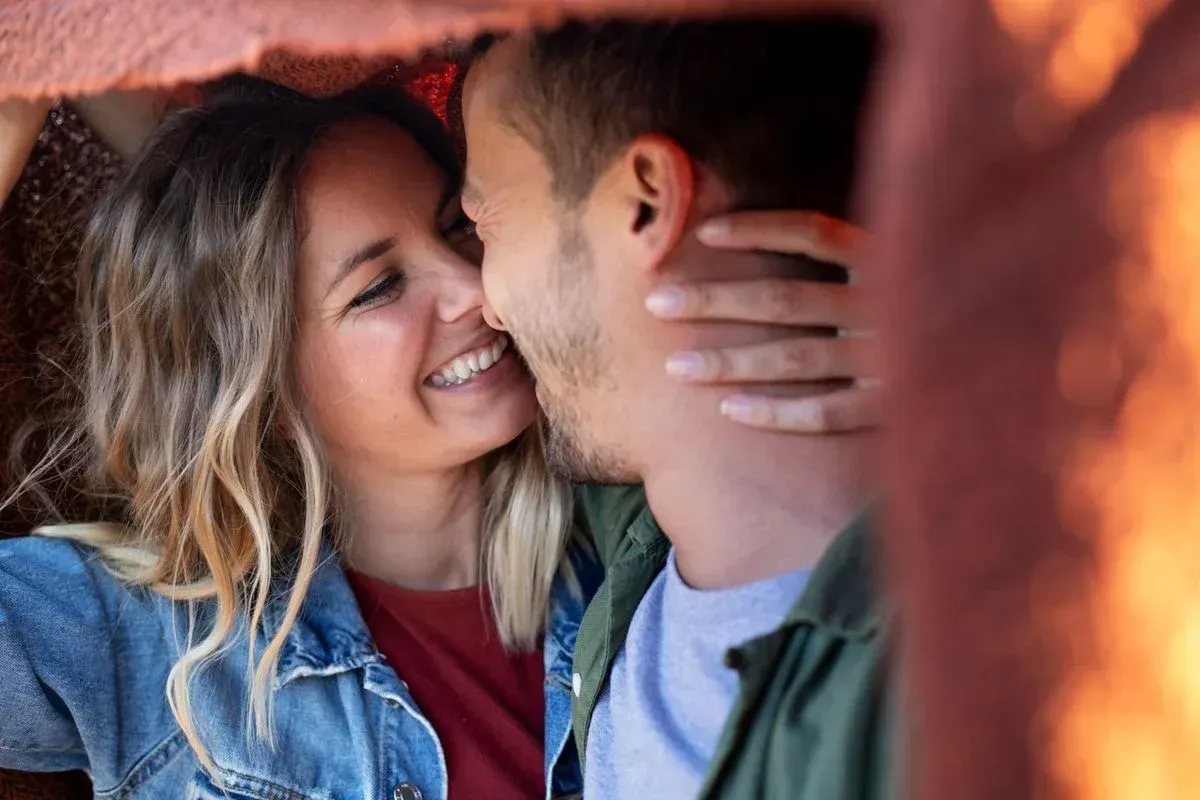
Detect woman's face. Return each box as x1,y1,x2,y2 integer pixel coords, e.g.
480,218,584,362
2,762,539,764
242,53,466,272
293,117,536,476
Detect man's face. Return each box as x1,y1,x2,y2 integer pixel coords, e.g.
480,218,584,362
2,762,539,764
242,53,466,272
462,39,634,482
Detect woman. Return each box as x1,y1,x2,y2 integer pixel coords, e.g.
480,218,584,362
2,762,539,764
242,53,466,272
0,79,869,800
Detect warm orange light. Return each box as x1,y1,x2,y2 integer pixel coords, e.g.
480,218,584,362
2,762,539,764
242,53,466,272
1051,112,1200,800
991,0,1168,137
992,0,1062,43
1045,1,1142,111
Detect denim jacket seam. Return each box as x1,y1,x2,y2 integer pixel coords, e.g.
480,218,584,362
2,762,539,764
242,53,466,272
95,728,190,800
274,651,383,689
206,766,316,800
0,741,80,755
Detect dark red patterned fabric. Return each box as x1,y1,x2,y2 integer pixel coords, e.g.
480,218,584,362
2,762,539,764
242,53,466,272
0,104,123,537
0,770,90,800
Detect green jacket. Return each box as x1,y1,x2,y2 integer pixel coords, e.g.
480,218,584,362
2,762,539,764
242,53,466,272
572,484,898,800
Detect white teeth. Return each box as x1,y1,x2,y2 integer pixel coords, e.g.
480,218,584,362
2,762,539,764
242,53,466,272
430,336,512,388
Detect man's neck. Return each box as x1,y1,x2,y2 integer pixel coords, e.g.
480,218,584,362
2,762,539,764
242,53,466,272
333,457,485,591
641,424,871,591
592,236,874,589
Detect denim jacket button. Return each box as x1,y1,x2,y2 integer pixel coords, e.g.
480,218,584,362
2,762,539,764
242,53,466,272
393,783,423,800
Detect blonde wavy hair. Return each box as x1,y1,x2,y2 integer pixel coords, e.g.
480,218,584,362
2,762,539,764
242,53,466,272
8,77,575,776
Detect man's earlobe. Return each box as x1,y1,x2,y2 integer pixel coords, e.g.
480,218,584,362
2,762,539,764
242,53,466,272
625,136,693,268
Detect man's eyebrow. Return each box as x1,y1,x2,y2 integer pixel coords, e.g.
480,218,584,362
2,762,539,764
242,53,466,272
326,236,397,297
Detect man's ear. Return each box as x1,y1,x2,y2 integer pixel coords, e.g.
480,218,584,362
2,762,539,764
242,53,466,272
617,135,694,272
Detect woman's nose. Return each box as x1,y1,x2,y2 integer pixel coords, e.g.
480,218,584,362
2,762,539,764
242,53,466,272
435,257,487,324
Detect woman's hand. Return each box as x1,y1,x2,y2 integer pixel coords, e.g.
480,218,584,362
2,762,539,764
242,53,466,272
646,210,878,434
0,97,53,209
2,88,194,212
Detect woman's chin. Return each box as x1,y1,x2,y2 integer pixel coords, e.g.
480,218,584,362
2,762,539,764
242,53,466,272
439,383,540,462
412,348,539,462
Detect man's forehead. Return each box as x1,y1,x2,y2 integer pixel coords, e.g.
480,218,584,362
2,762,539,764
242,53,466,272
463,128,546,214
463,34,527,103
462,36,539,205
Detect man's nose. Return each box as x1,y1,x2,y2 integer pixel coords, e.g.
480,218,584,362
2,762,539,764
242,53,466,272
482,297,508,332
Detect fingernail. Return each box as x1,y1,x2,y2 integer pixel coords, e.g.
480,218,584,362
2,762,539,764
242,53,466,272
696,218,731,244
720,395,767,423
666,351,708,380
646,286,686,317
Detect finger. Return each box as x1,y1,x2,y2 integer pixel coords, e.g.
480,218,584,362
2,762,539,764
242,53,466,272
666,337,869,384
719,385,880,434
646,279,860,327
0,98,53,208
696,211,865,270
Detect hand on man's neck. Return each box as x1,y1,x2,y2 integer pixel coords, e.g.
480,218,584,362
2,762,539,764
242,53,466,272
626,238,874,590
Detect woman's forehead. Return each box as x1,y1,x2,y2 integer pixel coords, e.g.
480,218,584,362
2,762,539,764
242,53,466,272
309,118,442,181
301,119,448,217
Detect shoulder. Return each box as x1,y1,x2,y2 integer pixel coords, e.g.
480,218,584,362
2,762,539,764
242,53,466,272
0,534,109,598
1,532,105,572
0,534,143,609
0,535,183,780
572,484,649,567
0,533,175,653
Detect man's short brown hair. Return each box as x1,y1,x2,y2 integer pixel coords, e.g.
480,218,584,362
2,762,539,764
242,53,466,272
504,16,879,216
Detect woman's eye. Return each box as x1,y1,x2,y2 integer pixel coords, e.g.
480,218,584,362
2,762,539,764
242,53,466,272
348,270,405,310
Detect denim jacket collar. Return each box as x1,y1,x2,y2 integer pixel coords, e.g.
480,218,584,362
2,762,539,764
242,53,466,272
263,540,593,683
258,540,596,800
262,545,380,689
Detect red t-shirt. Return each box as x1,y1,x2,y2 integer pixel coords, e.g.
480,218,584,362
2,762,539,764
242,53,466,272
346,571,545,800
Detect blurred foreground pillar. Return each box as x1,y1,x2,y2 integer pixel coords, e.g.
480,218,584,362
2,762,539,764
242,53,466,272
870,0,1200,798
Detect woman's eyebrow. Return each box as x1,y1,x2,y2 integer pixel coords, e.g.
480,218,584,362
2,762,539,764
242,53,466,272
326,236,397,297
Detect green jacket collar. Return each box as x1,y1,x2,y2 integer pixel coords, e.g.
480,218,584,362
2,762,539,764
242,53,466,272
784,505,880,637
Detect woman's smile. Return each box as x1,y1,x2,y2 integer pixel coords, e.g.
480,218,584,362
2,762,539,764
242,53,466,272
425,332,511,388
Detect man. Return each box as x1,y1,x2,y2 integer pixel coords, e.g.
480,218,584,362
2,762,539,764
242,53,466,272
461,16,894,799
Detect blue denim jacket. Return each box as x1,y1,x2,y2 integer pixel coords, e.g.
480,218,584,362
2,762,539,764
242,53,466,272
0,535,600,799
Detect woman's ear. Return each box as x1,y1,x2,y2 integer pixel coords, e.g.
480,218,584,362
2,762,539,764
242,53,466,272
617,135,694,273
